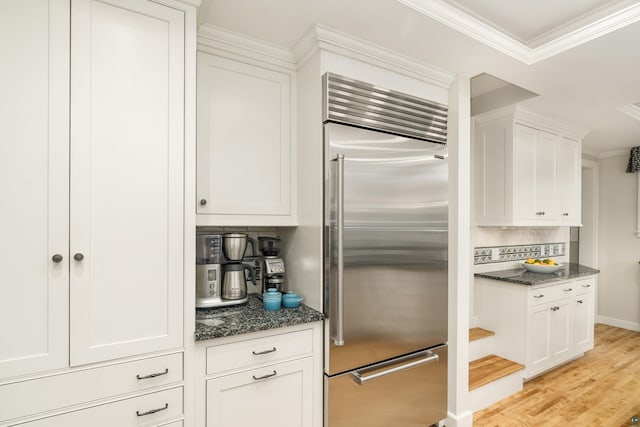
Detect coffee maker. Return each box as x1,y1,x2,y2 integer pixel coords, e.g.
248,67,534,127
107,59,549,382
257,237,286,296
196,233,256,308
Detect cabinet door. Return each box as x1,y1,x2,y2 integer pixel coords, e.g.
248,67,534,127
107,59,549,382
527,303,552,377
206,358,313,427
572,290,594,354
514,125,558,223
535,130,558,220
196,53,292,224
69,0,184,365
514,124,538,221
549,298,571,362
557,136,581,224
0,0,69,379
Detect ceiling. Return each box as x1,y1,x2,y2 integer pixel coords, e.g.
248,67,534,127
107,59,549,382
198,0,640,155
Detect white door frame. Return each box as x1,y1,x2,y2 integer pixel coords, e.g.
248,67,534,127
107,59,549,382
580,157,599,317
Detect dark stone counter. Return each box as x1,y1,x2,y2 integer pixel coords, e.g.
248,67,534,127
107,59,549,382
195,294,324,341
474,262,600,286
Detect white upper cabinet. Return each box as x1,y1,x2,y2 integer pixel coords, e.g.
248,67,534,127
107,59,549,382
0,0,185,379
513,124,559,223
196,41,296,226
69,0,184,365
0,0,70,379
556,136,581,224
474,106,584,227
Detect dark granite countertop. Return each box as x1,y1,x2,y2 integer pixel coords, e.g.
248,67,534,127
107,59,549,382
474,262,600,286
195,294,324,341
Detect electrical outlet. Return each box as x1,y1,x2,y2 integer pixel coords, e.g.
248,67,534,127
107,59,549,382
491,248,500,261
540,245,547,256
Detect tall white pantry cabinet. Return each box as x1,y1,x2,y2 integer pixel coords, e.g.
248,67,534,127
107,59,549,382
0,0,193,425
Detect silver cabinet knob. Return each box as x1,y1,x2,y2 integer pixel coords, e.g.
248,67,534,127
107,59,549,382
200,199,207,205
563,212,569,216
52,254,63,263
73,253,84,261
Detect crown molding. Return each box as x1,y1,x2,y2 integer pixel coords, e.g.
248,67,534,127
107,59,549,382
396,0,640,64
582,150,599,161
293,24,455,89
473,105,589,139
618,104,640,121
197,24,296,71
598,148,630,158
396,0,532,63
532,1,640,63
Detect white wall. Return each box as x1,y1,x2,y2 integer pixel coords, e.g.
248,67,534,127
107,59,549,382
597,155,640,331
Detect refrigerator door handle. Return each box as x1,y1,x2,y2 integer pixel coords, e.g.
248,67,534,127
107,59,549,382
351,350,439,385
332,153,345,346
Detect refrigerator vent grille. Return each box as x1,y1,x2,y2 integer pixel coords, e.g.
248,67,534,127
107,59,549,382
323,73,448,144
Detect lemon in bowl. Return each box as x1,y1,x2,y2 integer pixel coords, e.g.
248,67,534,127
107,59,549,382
522,258,563,273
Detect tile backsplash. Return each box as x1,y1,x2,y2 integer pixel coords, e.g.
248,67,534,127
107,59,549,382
474,242,566,265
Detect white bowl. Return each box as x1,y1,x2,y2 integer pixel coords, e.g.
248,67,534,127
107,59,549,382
521,261,563,273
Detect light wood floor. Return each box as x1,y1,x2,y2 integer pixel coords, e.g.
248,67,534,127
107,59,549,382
473,324,640,426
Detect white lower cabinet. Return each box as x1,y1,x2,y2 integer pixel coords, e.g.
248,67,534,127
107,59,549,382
206,358,313,426
475,275,596,379
17,387,183,427
526,297,571,378
196,323,322,427
0,353,184,426
572,279,596,354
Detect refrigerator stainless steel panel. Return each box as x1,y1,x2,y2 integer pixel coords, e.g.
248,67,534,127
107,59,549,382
324,122,448,375
325,345,447,427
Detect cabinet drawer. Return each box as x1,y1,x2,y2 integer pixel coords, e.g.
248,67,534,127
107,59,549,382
574,277,594,293
528,283,573,306
0,353,182,422
17,387,183,427
206,329,313,375
206,358,313,426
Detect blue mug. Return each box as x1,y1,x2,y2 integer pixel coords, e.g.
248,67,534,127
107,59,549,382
282,293,303,308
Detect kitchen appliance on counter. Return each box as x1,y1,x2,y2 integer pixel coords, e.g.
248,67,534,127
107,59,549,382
196,233,256,308
260,256,286,294
322,73,449,426
255,236,287,296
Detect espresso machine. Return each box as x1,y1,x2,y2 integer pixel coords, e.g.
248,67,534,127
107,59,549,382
196,233,256,308
257,236,286,296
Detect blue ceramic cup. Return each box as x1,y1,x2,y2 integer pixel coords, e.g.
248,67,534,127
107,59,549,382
282,293,303,308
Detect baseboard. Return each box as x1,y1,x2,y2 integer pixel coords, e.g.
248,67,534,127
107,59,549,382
446,410,473,427
598,316,640,332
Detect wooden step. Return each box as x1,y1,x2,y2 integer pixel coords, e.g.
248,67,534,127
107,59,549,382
469,327,495,342
469,354,525,391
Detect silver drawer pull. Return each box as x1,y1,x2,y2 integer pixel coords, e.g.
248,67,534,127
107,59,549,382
136,368,168,380
534,294,544,298
564,288,573,292
577,300,584,304
136,403,168,417
252,370,277,381
352,350,439,385
252,347,276,355
550,306,560,311
582,284,591,288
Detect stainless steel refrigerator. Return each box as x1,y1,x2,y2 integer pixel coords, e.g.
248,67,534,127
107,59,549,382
323,73,448,427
